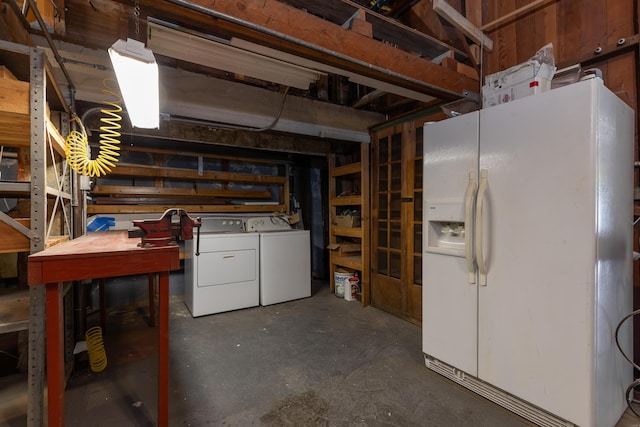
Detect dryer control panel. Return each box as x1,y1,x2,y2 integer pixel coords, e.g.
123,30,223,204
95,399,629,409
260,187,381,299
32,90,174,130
200,217,245,233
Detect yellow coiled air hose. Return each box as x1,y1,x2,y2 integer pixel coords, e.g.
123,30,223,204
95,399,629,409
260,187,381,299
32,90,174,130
65,79,123,177
85,326,107,373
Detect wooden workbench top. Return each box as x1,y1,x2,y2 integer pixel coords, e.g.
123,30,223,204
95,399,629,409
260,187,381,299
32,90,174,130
28,231,152,259
28,231,180,285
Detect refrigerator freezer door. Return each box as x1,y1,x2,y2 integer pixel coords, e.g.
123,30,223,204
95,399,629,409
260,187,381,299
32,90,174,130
476,78,632,426
422,112,479,376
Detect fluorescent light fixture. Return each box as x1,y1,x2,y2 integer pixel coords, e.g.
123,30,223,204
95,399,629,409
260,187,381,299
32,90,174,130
108,38,160,129
147,21,324,90
231,38,437,104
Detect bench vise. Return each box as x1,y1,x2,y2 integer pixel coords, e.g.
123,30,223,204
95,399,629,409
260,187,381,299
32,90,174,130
129,208,201,248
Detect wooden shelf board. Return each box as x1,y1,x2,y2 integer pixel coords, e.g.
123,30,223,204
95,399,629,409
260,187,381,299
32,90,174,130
330,195,362,205
0,181,30,198
46,120,66,156
330,162,361,177
0,218,30,253
0,289,29,334
87,204,287,215
92,197,229,205
0,77,64,153
46,236,70,249
0,216,69,253
332,255,362,270
331,227,362,238
92,185,272,199
109,163,287,184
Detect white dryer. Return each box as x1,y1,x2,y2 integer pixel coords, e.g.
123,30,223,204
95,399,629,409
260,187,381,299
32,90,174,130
246,216,311,306
184,217,259,317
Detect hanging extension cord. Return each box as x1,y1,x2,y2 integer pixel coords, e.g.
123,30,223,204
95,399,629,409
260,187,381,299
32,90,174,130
615,308,640,417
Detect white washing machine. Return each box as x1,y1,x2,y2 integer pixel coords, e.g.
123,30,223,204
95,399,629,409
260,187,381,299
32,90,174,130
246,216,311,306
184,217,259,317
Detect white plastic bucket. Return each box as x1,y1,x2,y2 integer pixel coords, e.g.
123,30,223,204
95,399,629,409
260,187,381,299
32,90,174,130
334,270,354,298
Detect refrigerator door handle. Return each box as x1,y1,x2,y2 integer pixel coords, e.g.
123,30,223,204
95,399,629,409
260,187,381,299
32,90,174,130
464,171,477,284
475,169,489,286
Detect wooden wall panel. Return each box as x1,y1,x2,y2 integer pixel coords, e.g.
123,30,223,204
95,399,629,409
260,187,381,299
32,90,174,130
601,52,637,110
485,0,517,72
605,0,634,44
582,0,607,52
466,0,482,26
485,0,635,73
514,0,536,59
542,1,558,50
556,0,581,63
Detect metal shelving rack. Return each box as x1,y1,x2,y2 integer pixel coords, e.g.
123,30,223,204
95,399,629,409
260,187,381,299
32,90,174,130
0,40,72,427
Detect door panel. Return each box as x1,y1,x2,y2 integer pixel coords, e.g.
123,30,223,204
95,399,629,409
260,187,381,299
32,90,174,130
372,275,403,311
371,118,428,324
372,131,403,316
409,126,423,320
476,84,597,420
422,113,479,376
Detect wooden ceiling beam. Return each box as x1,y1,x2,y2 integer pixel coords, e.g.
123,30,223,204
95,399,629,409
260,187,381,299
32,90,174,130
83,113,333,156
111,0,478,100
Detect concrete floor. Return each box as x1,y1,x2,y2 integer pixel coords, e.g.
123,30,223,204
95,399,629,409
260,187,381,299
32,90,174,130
66,280,530,426
1,281,639,426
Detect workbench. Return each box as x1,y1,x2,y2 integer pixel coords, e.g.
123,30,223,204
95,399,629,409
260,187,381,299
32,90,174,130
27,230,180,427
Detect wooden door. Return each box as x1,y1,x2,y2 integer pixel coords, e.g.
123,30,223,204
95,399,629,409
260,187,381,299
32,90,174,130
371,120,424,324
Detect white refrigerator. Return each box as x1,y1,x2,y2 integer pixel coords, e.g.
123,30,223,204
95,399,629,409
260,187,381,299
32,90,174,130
422,77,633,427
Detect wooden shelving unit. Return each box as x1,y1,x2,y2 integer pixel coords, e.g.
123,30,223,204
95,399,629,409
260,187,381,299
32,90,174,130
328,142,370,306
0,40,72,426
87,146,291,215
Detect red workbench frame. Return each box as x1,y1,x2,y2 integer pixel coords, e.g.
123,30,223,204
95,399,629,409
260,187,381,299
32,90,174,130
28,231,180,427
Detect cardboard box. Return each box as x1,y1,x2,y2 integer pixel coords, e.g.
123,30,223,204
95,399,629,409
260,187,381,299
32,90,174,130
482,61,555,108
333,215,361,228
326,243,361,256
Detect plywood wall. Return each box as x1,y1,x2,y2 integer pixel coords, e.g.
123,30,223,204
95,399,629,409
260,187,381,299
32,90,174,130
483,0,637,112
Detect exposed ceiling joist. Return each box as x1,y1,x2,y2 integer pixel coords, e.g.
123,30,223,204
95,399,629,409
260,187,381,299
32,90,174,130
432,0,493,52
283,0,469,59
83,112,333,156
112,0,478,100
